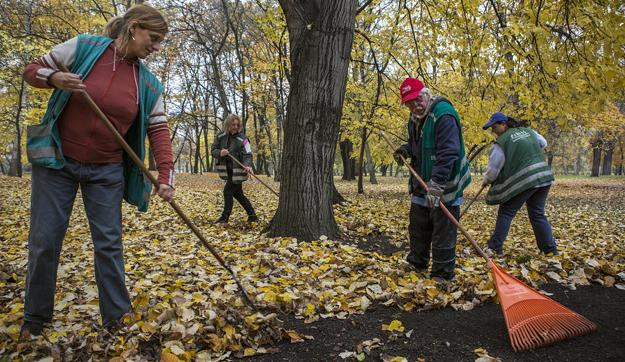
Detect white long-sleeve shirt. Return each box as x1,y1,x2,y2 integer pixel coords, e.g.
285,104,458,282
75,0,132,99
483,130,549,185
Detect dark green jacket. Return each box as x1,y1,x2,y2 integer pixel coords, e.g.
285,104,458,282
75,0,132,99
211,131,252,183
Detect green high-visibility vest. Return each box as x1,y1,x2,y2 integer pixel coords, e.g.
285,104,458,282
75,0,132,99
419,98,471,204
486,127,554,205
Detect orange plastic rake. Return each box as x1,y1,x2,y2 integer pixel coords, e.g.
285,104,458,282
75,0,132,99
380,132,596,351
491,262,597,351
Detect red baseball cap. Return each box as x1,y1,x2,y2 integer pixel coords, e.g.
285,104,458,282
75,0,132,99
400,78,424,104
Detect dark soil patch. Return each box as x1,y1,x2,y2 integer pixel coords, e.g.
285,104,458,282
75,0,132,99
354,234,404,257
251,284,625,361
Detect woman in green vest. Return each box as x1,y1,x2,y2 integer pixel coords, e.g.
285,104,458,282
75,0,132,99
481,112,557,257
20,4,174,338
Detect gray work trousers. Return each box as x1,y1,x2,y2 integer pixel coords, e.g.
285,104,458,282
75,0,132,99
24,158,130,327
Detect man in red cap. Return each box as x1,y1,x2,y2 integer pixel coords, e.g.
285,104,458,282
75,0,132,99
394,78,471,283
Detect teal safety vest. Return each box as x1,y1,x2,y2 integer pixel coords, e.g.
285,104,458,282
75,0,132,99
419,98,471,203
26,34,163,211
486,127,554,205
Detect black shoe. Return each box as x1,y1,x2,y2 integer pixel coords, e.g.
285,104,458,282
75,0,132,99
20,321,43,338
104,320,122,334
214,217,228,224
432,276,454,289
483,246,504,257
247,215,258,223
403,262,427,274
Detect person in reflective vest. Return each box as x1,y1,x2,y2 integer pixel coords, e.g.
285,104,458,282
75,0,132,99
394,77,471,283
211,114,258,224
481,112,558,256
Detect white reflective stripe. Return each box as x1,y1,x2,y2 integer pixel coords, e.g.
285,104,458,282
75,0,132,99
442,170,471,202
232,176,247,181
489,170,553,202
216,165,227,170
534,180,553,188
445,157,469,188
490,161,549,193
441,157,471,202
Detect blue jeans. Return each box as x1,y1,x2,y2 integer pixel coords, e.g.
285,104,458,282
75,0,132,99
24,158,130,327
487,185,557,254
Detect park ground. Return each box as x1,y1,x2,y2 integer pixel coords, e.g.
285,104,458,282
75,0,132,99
0,174,624,361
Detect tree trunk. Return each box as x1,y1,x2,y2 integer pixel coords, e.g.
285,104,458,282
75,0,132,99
547,151,554,168
340,139,355,180
148,147,156,171
357,127,367,193
591,140,602,177
575,151,582,175
9,78,26,177
365,140,377,184
253,112,263,173
618,140,625,176
273,90,284,182
203,121,211,172
332,182,346,204
268,0,356,240
602,141,613,176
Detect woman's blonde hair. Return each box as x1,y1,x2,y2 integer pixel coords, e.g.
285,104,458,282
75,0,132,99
223,114,242,133
103,3,168,54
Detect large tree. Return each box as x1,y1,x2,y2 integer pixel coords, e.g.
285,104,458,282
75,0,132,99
268,1,358,240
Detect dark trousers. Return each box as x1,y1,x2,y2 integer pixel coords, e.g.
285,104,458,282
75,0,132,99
407,203,459,280
487,185,556,254
25,159,130,327
221,181,255,220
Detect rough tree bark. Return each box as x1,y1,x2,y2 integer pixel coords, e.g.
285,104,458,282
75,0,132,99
340,139,355,180
365,140,377,184
602,141,613,176
591,139,602,177
268,0,357,240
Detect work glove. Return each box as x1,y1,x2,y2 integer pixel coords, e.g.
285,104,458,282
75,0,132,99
481,178,491,188
393,148,409,165
425,180,445,208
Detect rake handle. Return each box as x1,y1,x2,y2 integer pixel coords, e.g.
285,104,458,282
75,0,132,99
381,132,490,261
54,61,257,310
227,154,279,197
459,184,486,220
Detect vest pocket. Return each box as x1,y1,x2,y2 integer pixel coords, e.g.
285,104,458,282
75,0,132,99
27,124,63,167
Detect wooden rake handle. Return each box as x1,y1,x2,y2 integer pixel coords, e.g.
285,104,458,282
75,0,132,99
459,184,486,220
380,132,490,261
53,61,257,310
227,154,279,197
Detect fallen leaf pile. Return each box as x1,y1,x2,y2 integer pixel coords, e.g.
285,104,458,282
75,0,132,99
1,174,624,360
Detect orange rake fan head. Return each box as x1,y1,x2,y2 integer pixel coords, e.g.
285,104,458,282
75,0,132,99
490,261,597,352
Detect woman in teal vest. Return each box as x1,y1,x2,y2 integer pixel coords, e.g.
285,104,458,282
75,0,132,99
20,4,174,338
481,112,557,257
